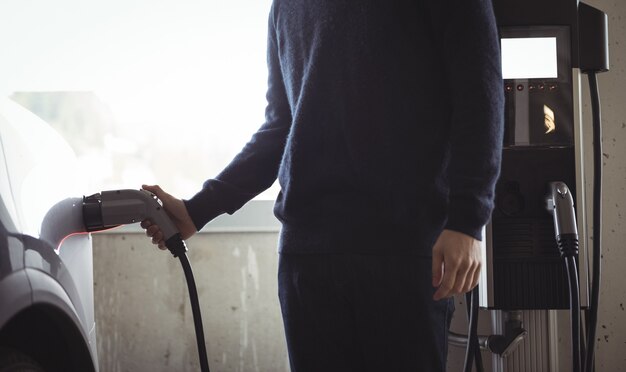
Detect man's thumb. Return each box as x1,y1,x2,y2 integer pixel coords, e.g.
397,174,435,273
142,184,164,197
432,249,444,287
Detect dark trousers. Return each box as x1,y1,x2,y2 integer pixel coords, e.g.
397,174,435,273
278,253,454,372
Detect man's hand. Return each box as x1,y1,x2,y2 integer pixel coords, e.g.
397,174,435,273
140,184,197,250
432,229,482,301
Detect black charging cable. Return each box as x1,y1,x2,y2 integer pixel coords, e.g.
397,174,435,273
558,233,581,372
463,285,482,372
166,234,211,372
465,287,484,372
584,71,602,372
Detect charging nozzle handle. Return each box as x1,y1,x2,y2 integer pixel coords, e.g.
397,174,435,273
546,182,579,258
83,189,188,257
546,181,582,372
101,189,180,238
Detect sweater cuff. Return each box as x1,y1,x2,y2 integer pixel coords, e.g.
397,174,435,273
444,197,490,241
183,188,224,232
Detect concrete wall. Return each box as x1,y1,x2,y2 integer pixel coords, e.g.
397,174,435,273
93,232,289,372
93,0,626,370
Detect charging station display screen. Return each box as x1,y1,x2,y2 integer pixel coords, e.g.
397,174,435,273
501,37,558,79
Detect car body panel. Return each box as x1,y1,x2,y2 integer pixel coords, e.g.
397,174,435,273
0,270,31,327
0,97,86,239
0,97,98,370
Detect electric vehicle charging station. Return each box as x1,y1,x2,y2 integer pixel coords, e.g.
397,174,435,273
455,1,610,371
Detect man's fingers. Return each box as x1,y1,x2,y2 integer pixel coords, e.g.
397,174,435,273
142,184,159,193
146,224,160,237
431,229,484,299
151,231,164,244
470,262,482,290
433,274,455,301
141,184,186,252
434,256,477,300
434,264,458,301
142,218,165,249
458,260,481,293
142,184,166,200
453,262,471,294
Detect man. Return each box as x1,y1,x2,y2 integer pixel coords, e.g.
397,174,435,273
142,0,503,371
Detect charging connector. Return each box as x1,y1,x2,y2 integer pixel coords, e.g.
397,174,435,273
546,181,581,372
83,189,210,372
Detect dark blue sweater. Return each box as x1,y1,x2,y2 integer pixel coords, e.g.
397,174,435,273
184,0,504,255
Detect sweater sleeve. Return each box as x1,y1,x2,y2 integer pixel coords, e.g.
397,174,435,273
183,7,291,231
427,0,504,240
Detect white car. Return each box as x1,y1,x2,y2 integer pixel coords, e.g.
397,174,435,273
0,98,98,371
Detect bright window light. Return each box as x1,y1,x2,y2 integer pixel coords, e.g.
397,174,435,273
501,37,558,80
0,0,276,200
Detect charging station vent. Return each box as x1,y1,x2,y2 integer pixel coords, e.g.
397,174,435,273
492,218,569,309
